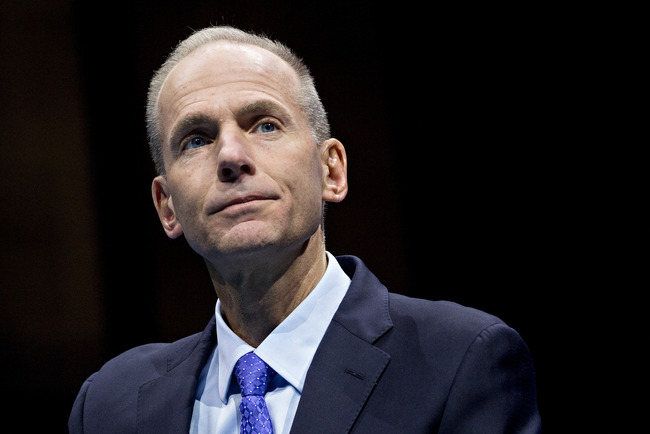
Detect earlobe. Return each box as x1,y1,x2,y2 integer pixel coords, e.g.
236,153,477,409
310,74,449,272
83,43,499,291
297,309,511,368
152,176,183,239
321,139,348,203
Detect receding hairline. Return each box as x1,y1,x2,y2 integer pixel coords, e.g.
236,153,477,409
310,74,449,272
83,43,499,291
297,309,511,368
156,39,304,109
147,26,331,176
156,40,307,147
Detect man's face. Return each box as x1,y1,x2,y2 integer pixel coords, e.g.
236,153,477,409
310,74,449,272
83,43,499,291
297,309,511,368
152,42,328,262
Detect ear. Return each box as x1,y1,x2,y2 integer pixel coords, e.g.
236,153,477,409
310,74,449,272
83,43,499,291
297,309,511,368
152,176,184,239
321,139,348,203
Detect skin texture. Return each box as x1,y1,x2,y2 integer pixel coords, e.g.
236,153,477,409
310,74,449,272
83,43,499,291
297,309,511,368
151,41,348,346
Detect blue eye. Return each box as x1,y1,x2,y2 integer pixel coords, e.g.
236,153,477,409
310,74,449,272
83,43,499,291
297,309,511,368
258,122,276,133
185,136,206,150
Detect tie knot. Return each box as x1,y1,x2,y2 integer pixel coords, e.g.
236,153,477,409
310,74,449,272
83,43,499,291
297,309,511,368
234,352,276,397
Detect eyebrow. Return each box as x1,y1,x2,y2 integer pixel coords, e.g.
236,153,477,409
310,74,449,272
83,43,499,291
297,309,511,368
169,113,218,150
234,99,292,121
168,100,293,149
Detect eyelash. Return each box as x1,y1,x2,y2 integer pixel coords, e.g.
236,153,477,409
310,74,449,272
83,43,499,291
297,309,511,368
256,121,278,134
253,117,281,133
182,135,209,150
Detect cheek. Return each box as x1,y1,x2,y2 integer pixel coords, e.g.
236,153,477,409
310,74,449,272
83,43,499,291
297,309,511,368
286,150,324,217
167,173,206,224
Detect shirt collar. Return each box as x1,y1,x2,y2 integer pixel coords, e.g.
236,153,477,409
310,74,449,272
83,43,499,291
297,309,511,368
215,252,351,403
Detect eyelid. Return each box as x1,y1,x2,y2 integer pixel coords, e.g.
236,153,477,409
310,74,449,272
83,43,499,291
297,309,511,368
179,132,212,152
251,116,283,132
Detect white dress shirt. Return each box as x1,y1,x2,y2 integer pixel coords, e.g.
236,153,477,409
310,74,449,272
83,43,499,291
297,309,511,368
190,252,351,433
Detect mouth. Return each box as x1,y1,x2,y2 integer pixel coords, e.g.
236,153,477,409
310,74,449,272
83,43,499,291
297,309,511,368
212,195,275,214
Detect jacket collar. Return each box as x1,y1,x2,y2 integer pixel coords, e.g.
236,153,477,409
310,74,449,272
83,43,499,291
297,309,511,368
333,255,394,342
290,255,394,433
135,255,394,433
136,317,217,434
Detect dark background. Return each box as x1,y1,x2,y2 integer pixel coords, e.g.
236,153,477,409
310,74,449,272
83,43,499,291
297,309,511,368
1,0,590,431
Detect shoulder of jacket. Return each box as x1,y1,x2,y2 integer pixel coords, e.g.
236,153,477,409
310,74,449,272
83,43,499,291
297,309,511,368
387,294,505,339
94,330,204,386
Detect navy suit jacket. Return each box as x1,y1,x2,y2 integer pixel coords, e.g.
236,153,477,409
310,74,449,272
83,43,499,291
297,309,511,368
69,256,541,433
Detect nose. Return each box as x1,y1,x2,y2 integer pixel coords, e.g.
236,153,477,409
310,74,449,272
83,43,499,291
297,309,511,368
216,128,256,182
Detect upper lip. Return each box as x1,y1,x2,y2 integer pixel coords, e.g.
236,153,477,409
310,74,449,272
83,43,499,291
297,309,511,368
211,194,275,213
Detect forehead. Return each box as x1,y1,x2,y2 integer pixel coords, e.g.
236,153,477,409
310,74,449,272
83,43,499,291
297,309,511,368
158,41,301,122
171,41,297,84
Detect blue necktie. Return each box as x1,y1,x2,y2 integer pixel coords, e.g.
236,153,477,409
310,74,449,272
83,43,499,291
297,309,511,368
234,352,277,434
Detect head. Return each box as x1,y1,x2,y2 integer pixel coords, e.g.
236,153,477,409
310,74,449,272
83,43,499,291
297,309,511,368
146,26,330,177
147,26,347,265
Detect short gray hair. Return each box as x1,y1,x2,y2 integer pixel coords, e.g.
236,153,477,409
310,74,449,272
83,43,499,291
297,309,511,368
146,26,330,175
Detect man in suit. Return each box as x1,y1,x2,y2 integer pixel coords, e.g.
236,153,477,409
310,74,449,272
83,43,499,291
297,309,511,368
69,26,541,433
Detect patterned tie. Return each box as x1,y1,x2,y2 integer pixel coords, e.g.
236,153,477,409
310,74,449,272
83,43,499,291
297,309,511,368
234,352,277,434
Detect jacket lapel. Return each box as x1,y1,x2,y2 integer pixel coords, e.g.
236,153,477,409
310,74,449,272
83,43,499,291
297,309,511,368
290,256,393,433
137,317,217,434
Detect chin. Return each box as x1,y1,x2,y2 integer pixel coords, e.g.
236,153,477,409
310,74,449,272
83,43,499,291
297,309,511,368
190,219,318,263
194,226,279,259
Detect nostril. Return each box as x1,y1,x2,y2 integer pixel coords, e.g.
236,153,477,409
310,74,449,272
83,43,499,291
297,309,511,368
219,162,253,181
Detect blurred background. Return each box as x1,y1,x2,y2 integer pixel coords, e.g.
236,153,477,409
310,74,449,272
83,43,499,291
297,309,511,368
1,0,583,430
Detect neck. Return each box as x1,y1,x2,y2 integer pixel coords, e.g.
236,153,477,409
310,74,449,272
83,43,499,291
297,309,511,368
205,229,328,347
